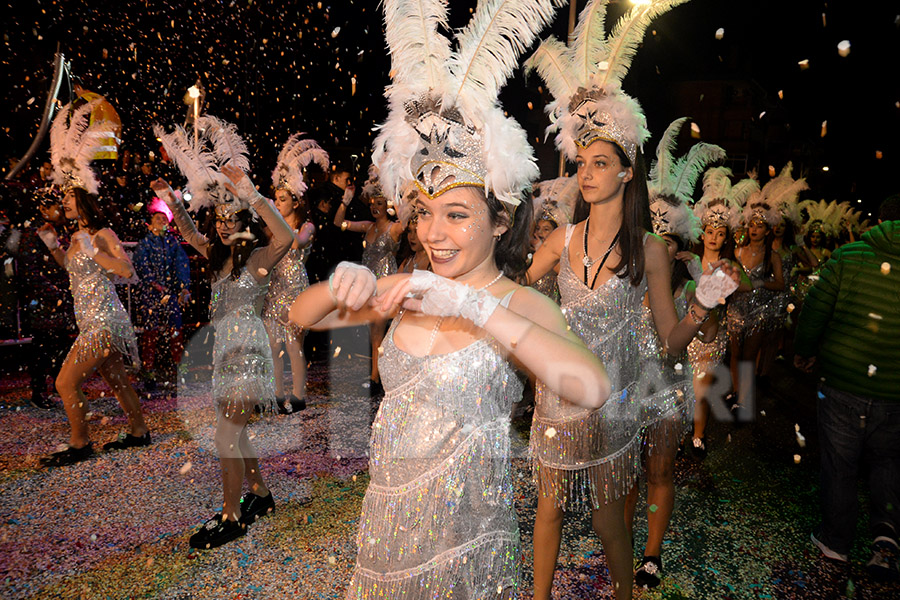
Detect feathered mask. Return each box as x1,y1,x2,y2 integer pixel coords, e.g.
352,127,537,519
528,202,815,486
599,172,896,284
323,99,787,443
744,162,808,228
372,0,566,214
49,100,111,195
695,167,758,231
647,117,723,242
271,134,329,197
532,176,579,227
526,0,691,164
153,115,250,217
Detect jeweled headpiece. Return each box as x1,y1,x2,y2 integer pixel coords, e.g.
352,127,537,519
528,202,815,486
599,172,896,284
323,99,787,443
272,134,329,198
361,165,387,201
372,0,565,213
695,167,758,231
647,117,723,242
532,176,579,226
154,115,251,216
526,0,691,165
49,100,110,195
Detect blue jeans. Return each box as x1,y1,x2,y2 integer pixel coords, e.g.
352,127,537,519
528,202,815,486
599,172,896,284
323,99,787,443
816,384,900,554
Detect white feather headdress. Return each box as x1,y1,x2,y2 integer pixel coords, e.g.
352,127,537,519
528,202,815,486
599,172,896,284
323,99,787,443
695,167,757,231
154,115,250,215
799,199,843,238
49,100,111,195
372,0,566,214
526,0,691,164
744,162,808,228
271,134,329,197
360,165,386,202
647,117,724,242
532,176,579,226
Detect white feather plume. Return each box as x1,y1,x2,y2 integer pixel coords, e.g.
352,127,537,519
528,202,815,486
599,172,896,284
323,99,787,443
199,115,250,172
569,0,609,86
272,134,329,197
525,39,580,105
382,0,452,96
49,100,109,195
446,0,567,124
595,0,691,89
153,122,225,211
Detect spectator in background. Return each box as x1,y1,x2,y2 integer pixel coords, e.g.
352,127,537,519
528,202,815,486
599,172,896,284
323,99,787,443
6,188,76,409
794,195,900,582
132,197,191,390
306,165,357,284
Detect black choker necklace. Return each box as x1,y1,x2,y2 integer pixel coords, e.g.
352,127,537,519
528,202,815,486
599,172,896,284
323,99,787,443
582,218,620,289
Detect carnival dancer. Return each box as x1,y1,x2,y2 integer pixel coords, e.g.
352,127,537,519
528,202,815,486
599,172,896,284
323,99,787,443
152,115,293,549
265,134,328,412
333,167,404,393
530,177,578,303
524,1,739,597
291,1,611,597
687,166,755,454
624,117,724,588
38,101,149,467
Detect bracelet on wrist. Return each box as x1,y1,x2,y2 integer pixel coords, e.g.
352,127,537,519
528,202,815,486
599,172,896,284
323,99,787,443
688,302,710,326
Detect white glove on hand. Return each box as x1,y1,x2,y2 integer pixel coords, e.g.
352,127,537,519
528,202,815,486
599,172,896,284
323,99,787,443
695,267,739,309
686,256,703,281
341,187,354,206
37,228,59,251
70,231,97,257
407,270,500,328
330,261,377,311
232,174,265,205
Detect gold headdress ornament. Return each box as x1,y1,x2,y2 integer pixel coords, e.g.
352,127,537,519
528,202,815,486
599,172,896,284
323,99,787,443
526,0,692,165
743,162,808,228
372,0,567,216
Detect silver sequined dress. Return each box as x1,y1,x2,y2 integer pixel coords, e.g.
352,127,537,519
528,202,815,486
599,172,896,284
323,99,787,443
210,268,277,414
347,299,522,599
530,225,646,509
261,246,310,345
530,271,560,304
362,228,399,279
65,249,140,366
727,262,776,341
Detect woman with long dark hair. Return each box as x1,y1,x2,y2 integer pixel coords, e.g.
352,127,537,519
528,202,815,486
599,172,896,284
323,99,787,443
38,186,149,466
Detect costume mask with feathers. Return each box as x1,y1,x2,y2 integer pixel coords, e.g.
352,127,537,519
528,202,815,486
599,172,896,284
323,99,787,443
153,115,251,218
50,100,111,195
272,134,329,198
647,117,724,243
526,0,691,165
372,0,567,216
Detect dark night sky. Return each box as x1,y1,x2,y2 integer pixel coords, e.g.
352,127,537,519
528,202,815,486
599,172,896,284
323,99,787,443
2,0,899,217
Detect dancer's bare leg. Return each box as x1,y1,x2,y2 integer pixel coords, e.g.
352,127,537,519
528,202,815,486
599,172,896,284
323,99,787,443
592,496,634,600
532,494,564,600
98,352,148,437
239,426,269,497
286,331,307,399
266,324,286,398
55,349,108,448
215,406,255,521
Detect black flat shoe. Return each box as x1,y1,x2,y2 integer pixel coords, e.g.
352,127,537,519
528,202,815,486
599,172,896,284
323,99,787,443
189,514,246,550
288,395,306,412
635,555,663,588
103,432,151,452
40,443,94,467
239,491,275,525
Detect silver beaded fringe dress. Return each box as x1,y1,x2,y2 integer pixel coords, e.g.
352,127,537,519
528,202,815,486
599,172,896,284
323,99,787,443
261,246,310,345
347,295,522,599
362,228,399,279
64,247,140,367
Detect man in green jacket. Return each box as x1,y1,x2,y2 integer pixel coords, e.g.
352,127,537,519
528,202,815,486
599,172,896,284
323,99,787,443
794,195,900,582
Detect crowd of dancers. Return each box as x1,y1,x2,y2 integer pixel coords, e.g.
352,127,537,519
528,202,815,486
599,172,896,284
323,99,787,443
3,0,898,598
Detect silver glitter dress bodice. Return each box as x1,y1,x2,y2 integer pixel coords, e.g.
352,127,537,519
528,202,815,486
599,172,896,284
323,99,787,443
209,268,276,413
65,249,139,366
362,228,399,279
347,305,522,599
530,225,647,509
727,260,777,340
261,246,310,344
530,271,560,304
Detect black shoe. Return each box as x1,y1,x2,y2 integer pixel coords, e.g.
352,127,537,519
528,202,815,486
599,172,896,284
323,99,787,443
288,395,307,412
239,491,275,525
635,555,662,588
40,443,94,467
189,514,246,549
366,379,384,397
29,393,54,410
867,536,900,582
103,432,151,452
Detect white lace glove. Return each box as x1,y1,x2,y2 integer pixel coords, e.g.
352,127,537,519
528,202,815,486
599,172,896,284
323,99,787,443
695,267,739,309
406,270,500,328
329,261,377,310
231,173,266,206
70,231,97,257
37,228,59,251
686,256,703,281
341,187,354,206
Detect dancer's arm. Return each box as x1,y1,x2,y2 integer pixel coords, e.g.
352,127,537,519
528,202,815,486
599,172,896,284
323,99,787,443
333,186,371,232
294,221,315,249
149,179,210,258
90,229,135,279
37,223,66,267
525,225,564,285
759,252,784,291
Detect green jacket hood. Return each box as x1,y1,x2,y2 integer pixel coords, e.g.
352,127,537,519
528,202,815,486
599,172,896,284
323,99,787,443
861,220,900,258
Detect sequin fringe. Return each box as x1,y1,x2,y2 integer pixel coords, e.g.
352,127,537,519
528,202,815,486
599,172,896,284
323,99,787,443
347,531,520,600
262,317,304,347
530,414,642,510
66,328,140,368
